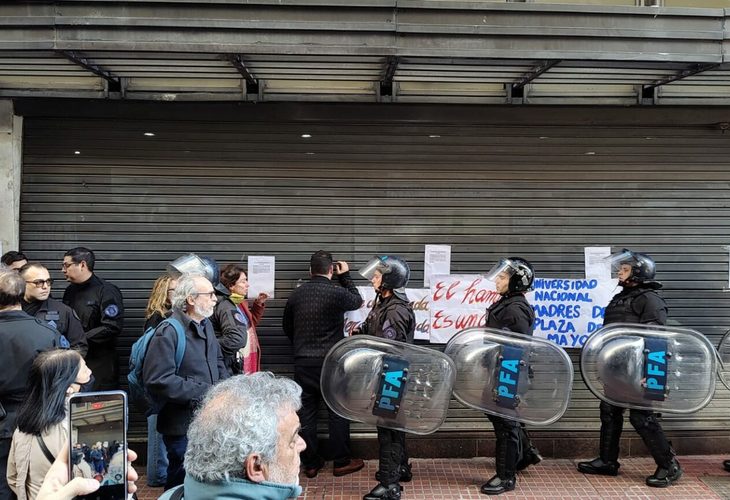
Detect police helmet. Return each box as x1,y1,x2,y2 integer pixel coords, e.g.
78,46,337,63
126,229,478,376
485,257,535,293
607,249,656,283
359,255,410,297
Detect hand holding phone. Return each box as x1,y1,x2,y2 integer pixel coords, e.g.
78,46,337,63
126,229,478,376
68,391,128,500
36,443,138,500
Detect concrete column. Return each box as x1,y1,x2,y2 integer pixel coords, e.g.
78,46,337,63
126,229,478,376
0,99,22,256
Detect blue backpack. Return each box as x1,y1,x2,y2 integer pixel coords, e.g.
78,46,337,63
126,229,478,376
128,318,186,414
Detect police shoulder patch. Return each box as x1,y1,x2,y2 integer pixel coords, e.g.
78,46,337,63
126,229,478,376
103,304,120,318
382,319,397,339
234,312,247,325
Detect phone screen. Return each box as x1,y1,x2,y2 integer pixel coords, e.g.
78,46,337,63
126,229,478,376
68,391,127,500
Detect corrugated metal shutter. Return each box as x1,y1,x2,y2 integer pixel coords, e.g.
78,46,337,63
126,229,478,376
17,101,730,452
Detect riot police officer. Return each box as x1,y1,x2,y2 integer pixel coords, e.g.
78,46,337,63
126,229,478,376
480,257,542,495
577,249,682,487
357,255,416,500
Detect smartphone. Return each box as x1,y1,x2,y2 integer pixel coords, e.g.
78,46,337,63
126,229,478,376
68,391,128,500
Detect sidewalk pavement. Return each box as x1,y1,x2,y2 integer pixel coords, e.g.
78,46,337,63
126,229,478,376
135,455,730,500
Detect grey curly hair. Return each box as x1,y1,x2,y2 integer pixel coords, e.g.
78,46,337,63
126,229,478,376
170,273,202,313
184,372,303,483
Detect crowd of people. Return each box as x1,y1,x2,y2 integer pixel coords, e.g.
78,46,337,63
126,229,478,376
0,246,724,500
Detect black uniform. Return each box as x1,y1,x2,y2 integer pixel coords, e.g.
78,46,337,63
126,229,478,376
597,283,674,469
22,297,88,357
211,283,248,376
360,294,416,487
485,292,537,482
282,272,362,471
63,274,124,390
0,310,60,500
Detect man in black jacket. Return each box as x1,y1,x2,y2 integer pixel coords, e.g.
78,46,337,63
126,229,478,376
282,250,363,479
143,273,228,491
577,250,681,488
62,247,124,390
20,262,88,357
0,267,60,500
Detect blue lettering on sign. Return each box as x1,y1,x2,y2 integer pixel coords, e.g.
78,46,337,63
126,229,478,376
643,338,669,401
495,346,523,408
373,357,409,418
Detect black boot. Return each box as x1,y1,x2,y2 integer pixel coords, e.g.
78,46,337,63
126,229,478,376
399,463,413,482
480,475,516,495
578,402,623,476
577,457,620,476
724,459,730,472
363,483,402,500
646,458,682,488
516,445,542,471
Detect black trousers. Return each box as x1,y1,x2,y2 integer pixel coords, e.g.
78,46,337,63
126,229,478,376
0,438,17,500
376,427,408,485
598,401,674,468
295,364,352,468
487,414,524,480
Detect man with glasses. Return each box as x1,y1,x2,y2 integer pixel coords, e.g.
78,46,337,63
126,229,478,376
19,262,88,357
0,267,61,500
62,247,124,390
143,273,229,490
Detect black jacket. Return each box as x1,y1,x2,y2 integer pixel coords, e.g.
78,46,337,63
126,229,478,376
0,310,60,438
211,283,248,375
63,274,124,389
486,293,535,336
22,297,88,357
359,294,415,344
603,284,667,326
143,310,228,436
282,272,362,365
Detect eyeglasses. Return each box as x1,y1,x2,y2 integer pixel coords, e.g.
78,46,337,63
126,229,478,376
193,291,216,299
26,279,53,287
62,262,79,270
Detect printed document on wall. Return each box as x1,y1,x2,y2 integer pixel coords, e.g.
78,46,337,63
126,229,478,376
248,256,276,299
584,247,611,281
424,245,451,288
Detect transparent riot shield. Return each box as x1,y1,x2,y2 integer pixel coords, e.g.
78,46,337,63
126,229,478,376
717,329,730,391
444,327,573,426
321,336,456,435
581,323,716,413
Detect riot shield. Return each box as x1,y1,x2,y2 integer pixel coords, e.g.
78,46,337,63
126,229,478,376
581,323,716,413
444,327,573,426
321,336,456,435
713,329,730,391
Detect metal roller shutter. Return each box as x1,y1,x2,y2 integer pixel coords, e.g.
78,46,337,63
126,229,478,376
17,101,730,455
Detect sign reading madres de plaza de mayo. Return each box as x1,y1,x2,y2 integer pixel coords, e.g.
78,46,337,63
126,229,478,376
345,275,618,349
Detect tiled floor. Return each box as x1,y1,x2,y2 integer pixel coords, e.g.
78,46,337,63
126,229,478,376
135,455,730,499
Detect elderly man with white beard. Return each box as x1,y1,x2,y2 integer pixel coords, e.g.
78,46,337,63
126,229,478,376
143,273,229,491
158,372,306,500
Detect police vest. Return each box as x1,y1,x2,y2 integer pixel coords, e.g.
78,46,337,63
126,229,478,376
603,288,658,325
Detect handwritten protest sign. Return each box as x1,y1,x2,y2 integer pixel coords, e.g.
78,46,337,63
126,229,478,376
429,275,500,344
527,278,617,348
428,275,618,348
343,287,430,341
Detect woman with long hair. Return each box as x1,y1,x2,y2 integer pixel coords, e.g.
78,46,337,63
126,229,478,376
142,273,177,487
7,349,92,500
145,273,177,330
219,263,268,374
